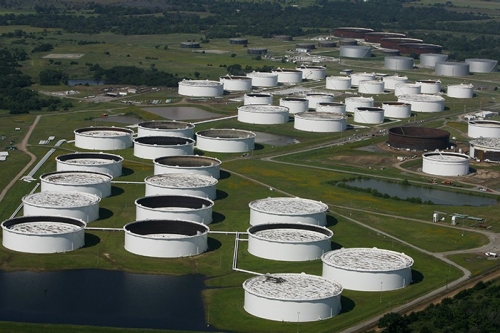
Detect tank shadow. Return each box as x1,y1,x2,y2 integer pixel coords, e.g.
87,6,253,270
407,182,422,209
330,241,343,250
411,269,424,284
326,214,338,227
215,189,228,200
121,167,134,177
207,237,222,251
98,207,114,220
469,167,477,174
254,143,265,151
340,295,356,314
219,170,231,180
82,233,101,248
211,211,226,224
193,148,205,156
109,186,125,197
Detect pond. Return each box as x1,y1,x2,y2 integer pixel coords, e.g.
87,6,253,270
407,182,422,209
0,269,213,331
341,178,497,206
67,79,106,86
142,107,222,120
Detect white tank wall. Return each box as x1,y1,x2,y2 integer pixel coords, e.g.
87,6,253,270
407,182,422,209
398,95,445,112
395,84,421,97
196,131,255,153
340,45,371,58
154,157,221,179
420,53,448,69
56,153,123,178
422,153,470,176
358,81,385,94
297,66,327,80
384,57,414,70
137,122,194,138
40,172,112,198
22,194,100,223
306,94,335,110
316,103,346,114
354,108,385,124
468,121,500,139
74,128,133,151
382,76,408,90
249,200,327,226
345,97,374,112
238,105,289,124
133,137,195,160
350,73,376,86
326,76,351,90
272,69,303,83
178,80,224,97
279,98,309,114
382,103,412,118
135,196,213,225
417,80,442,94
244,94,273,105
465,59,498,73
435,62,469,77
447,84,474,98
246,72,279,87
220,76,253,91
294,113,347,133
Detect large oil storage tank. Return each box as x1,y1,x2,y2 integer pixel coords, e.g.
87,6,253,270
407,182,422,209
274,35,293,41
247,47,267,55
40,170,112,198
339,45,371,58
238,105,289,125
326,76,352,90
296,65,326,81
339,39,357,46
246,72,279,87
305,93,335,110
272,68,303,84
180,41,200,49
419,53,448,69
435,62,470,77
318,40,337,48
465,58,498,73
469,138,500,162
358,80,385,94
354,107,385,124
56,152,123,178
22,191,100,222
380,38,422,49
219,75,253,92
229,37,248,45
316,102,346,114
178,80,224,97
384,56,414,70
345,96,374,112
447,83,474,98
154,155,221,179
350,72,376,86
365,32,406,43
2,215,86,254
382,102,412,119
416,80,442,94
279,97,309,114
124,219,209,258
388,126,450,150
145,173,217,200
295,112,347,133
468,120,500,139
398,43,442,55
196,129,255,153
137,121,195,138
398,94,445,112
243,273,342,322
382,75,408,91
322,248,413,291
249,197,328,226
244,93,273,105
395,83,421,97
333,27,373,38
247,223,333,261
133,136,195,160
135,195,214,225
74,127,134,151
422,152,470,176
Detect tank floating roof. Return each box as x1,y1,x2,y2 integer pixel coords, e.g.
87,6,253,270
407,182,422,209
138,121,194,130
249,197,328,214
470,138,500,149
180,80,222,86
197,128,256,139
322,247,414,272
41,171,112,184
23,191,101,207
145,173,217,188
2,215,86,235
295,112,345,120
56,152,123,163
154,155,221,167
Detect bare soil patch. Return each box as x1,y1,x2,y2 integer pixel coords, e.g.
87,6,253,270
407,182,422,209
43,53,85,59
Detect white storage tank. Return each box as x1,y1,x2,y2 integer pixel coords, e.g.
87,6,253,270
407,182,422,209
40,170,112,198
74,127,134,151
354,107,385,124
469,138,500,162
279,97,309,114
322,248,413,291
419,53,448,69
350,72,376,86
381,102,412,119
23,191,100,223
246,71,279,87
398,94,445,112
243,273,342,322
465,58,498,73
382,75,408,91
137,120,195,138
394,83,421,97
247,223,333,261
447,84,474,98
196,129,255,153
468,120,500,139
244,93,273,105
422,152,470,176
56,152,123,178
435,62,470,77
416,80,442,94
178,80,224,97
154,155,221,179
339,45,371,58
305,93,335,110
325,76,352,90
345,96,374,112
2,215,86,254
296,65,327,81
135,195,214,225
316,102,346,114
249,197,328,226
145,173,217,200
272,68,303,84
219,75,253,92
358,80,385,94
384,56,414,70
294,112,347,133
238,105,289,125
124,219,209,258
133,136,195,160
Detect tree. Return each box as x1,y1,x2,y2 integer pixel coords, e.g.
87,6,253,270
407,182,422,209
39,69,68,85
